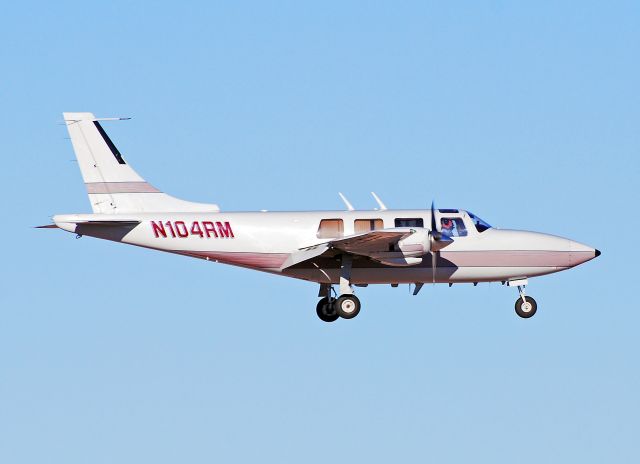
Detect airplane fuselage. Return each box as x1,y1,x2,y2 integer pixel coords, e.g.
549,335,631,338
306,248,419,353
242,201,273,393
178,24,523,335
54,209,597,285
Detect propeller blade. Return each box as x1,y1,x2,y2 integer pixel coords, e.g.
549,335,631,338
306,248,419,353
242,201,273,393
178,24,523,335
431,201,437,231
430,200,442,241
432,249,436,283
431,200,437,282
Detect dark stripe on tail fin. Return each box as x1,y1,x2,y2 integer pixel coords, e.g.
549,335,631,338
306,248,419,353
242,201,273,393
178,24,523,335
93,121,126,164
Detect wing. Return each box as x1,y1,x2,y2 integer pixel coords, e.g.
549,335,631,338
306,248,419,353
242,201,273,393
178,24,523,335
280,228,417,270
330,230,411,254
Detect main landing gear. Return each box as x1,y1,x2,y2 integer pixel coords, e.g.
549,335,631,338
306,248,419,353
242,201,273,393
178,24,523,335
316,294,361,322
316,255,362,322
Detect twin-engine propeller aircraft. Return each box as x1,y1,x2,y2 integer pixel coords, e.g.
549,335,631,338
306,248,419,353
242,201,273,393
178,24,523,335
41,113,600,322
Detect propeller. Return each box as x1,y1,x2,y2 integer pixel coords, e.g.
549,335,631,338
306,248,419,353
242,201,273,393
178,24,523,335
430,201,438,283
430,201,440,239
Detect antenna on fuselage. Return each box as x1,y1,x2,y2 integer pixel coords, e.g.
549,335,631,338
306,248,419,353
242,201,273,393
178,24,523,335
338,192,355,211
371,192,387,210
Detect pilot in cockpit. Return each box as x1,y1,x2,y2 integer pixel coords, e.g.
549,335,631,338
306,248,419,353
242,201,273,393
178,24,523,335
441,218,454,237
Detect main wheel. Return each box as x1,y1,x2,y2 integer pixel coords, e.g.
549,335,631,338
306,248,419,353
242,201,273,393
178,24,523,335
316,297,339,322
515,296,537,318
335,295,361,319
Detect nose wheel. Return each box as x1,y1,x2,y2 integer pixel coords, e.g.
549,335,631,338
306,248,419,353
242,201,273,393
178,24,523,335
513,283,537,318
515,296,537,318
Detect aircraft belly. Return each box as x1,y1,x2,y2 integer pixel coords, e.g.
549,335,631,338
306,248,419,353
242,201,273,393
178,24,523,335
282,266,566,284
175,250,289,269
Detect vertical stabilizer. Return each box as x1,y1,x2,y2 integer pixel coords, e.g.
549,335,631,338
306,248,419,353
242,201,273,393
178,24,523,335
63,112,220,214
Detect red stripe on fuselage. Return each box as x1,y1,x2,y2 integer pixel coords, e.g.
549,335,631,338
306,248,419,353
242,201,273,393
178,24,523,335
187,251,289,269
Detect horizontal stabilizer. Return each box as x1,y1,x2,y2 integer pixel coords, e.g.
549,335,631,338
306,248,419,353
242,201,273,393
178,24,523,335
53,214,142,241
78,220,141,226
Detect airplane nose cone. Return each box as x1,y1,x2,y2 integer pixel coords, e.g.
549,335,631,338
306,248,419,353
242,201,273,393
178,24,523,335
568,240,599,266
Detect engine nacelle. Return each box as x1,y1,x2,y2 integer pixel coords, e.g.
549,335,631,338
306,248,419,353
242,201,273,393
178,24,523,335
397,228,430,257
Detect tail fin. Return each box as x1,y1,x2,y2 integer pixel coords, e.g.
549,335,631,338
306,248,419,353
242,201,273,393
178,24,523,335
63,112,220,214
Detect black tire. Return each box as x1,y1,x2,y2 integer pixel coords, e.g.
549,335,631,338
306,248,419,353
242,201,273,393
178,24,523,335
316,297,339,322
514,296,537,318
335,295,361,319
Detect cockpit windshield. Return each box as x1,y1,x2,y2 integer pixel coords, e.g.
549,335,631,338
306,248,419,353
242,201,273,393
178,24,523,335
467,211,492,233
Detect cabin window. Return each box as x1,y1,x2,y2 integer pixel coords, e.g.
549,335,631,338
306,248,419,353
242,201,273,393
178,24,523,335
394,218,424,228
440,217,468,237
354,219,383,233
317,219,344,238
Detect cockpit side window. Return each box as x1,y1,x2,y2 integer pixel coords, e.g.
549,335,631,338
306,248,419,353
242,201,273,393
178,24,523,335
467,212,492,233
440,217,467,237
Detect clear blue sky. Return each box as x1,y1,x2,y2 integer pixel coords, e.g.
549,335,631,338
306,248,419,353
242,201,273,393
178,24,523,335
1,1,638,462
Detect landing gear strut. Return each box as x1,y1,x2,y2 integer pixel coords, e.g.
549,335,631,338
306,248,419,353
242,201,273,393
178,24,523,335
514,284,537,318
507,279,538,318
316,255,362,322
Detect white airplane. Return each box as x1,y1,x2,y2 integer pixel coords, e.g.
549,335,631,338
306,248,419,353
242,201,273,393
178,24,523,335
41,112,600,322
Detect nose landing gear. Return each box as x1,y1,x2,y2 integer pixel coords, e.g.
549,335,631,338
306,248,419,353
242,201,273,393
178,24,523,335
510,280,538,318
